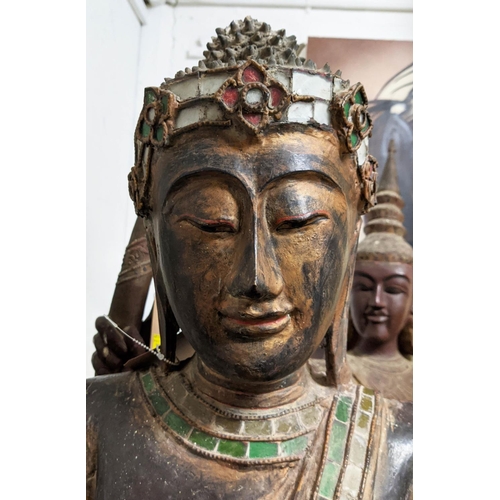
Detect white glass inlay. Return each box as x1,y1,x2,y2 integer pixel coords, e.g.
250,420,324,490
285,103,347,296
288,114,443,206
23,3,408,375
357,137,369,167
204,103,224,121
314,101,331,126
246,88,263,104
287,102,314,123
200,73,232,96
168,76,200,101
175,106,202,129
292,71,332,100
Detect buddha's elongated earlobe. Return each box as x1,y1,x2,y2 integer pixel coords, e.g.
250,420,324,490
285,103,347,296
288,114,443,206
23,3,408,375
144,220,179,370
325,219,361,387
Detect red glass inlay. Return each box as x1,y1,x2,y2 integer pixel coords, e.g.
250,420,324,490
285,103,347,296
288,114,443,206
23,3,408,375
243,113,262,126
222,87,239,107
270,87,283,108
242,66,264,84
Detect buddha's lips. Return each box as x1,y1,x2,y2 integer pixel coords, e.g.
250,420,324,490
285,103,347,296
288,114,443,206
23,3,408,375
365,314,389,324
219,312,291,336
228,314,289,326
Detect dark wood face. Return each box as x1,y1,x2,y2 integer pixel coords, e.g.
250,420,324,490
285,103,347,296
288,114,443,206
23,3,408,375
148,128,360,386
350,261,412,347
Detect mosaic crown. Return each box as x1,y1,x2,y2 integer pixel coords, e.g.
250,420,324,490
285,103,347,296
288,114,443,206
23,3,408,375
129,17,377,217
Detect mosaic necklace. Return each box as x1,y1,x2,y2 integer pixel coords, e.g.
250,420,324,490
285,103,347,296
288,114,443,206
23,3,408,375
139,366,328,465
139,366,381,498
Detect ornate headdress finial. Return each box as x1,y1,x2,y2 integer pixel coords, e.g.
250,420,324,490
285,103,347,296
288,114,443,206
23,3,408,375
128,17,377,217
357,140,412,264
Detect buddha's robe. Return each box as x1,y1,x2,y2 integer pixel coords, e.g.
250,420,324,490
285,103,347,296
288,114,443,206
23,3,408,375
87,361,412,500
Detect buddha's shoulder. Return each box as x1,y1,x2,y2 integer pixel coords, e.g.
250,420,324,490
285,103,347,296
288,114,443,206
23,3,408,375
86,371,144,420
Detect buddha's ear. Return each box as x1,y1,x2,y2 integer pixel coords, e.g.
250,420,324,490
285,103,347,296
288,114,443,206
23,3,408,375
325,218,361,387
143,219,179,368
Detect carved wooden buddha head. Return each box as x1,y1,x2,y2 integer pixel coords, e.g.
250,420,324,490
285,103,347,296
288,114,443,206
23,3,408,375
349,140,413,356
127,17,378,386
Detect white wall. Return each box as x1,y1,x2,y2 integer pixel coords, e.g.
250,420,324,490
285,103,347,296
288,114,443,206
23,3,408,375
86,0,412,377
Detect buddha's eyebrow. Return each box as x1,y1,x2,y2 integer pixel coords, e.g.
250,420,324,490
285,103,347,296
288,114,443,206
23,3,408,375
353,271,375,282
383,274,411,283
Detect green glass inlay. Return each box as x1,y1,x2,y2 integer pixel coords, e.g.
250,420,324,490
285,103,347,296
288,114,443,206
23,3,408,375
344,102,351,118
319,461,340,498
339,395,352,405
181,395,213,426
165,411,191,437
358,412,370,429
149,391,170,415
248,441,278,459
354,91,364,104
328,421,348,462
362,387,375,396
362,122,370,132
155,126,164,142
141,121,151,138
218,439,247,458
281,435,308,456
360,396,372,413
350,132,358,148
145,89,157,104
335,399,350,423
244,419,273,436
189,429,217,451
161,95,168,113
214,415,242,434
142,373,155,393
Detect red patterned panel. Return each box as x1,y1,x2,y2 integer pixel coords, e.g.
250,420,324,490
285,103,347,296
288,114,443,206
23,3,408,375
222,87,239,107
243,113,262,126
242,66,264,84
269,87,284,108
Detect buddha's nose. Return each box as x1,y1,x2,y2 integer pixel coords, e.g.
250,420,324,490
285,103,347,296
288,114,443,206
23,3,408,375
227,223,284,300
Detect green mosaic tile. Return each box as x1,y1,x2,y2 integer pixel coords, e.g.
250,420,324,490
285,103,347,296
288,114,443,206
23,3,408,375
281,435,308,456
360,396,372,413
244,419,273,436
328,421,348,462
300,406,320,427
149,391,170,416
141,121,151,138
141,373,155,393
189,429,217,451
335,399,350,423
248,441,278,459
319,461,340,498
275,414,301,434
350,132,358,148
161,95,168,113
354,91,364,104
155,126,163,142
339,395,352,405
218,439,247,458
165,412,191,437
145,89,157,103
344,102,351,118
214,415,242,434
358,412,370,430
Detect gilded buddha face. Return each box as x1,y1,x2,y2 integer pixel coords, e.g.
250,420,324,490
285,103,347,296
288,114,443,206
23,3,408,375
147,127,360,385
350,260,412,350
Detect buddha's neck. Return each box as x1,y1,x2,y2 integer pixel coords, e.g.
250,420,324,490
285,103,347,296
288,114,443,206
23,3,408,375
352,337,401,358
187,356,310,409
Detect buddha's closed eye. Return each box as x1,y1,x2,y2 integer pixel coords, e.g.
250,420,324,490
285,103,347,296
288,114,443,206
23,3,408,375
275,211,330,232
178,214,237,233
